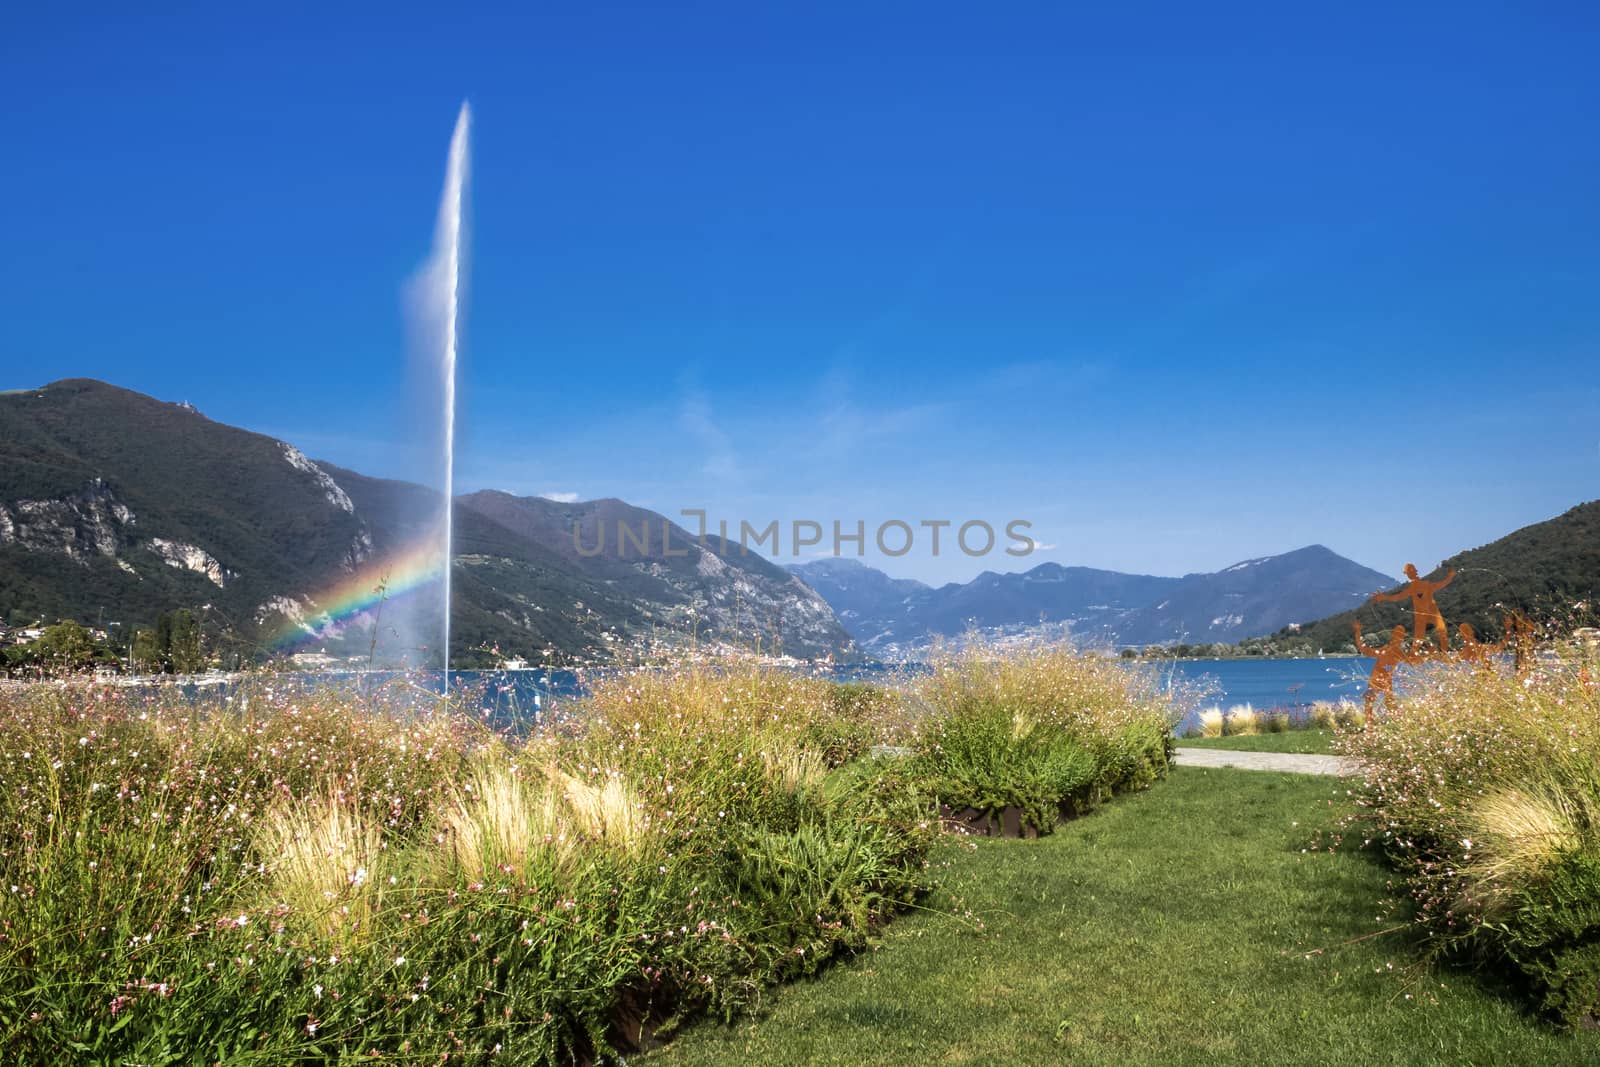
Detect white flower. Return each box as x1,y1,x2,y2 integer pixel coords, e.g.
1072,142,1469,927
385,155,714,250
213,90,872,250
394,956,406,967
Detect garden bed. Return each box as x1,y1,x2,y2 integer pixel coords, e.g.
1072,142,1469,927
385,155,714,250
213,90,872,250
1341,652,1600,1027
0,646,1178,1063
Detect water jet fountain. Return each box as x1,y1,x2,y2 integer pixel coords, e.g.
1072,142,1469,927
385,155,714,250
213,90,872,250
433,103,470,684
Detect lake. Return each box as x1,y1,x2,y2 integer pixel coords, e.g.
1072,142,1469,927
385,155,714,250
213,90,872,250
444,657,1375,734
1155,657,1373,711
146,657,1375,736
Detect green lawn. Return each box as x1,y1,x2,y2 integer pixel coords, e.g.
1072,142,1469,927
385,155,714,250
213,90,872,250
645,767,1597,1066
1176,729,1338,754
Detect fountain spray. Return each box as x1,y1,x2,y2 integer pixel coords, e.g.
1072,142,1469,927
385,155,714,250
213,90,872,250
437,102,470,685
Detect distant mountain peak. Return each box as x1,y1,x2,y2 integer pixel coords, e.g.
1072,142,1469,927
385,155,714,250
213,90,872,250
789,545,1402,653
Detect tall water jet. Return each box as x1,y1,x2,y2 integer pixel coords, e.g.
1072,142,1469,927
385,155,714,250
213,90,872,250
432,103,470,681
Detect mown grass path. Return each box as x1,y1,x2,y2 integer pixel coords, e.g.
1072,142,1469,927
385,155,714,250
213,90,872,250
1172,747,1357,776
646,768,1600,1066
1177,729,1340,755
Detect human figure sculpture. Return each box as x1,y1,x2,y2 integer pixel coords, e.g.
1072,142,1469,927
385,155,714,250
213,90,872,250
1354,621,1421,723
1506,611,1538,676
1455,621,1509,670
1372,563,1457,655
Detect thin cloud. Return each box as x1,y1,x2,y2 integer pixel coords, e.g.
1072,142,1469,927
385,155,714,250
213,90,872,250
539,491,580,503
678,389,743,483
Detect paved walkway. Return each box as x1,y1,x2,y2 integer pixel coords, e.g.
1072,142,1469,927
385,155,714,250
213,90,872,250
1172,747,1360,777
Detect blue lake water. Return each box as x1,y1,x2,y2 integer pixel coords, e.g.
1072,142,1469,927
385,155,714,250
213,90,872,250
164,657,1371,736
430,658,1374,734
1154,657,1373,711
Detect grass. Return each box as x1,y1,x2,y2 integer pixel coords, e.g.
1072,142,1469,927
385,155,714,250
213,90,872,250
645,767,1600,1066
1178,729,1338,754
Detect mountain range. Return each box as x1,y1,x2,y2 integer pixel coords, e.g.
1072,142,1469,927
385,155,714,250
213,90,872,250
789,546,1397,653
3,378,1591,667
0,379,851,665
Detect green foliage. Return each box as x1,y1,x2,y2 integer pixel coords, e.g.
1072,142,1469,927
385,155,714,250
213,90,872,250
1344,652,1600,1026
915,707,1098,830
3,620,121,676
146,608,205,673
130,627,162,671
808,681,901,766
0,666,936,1061
0,648,1183,1059
36,619,98,668
648,769,1600,1066
725,806,922,983
906,645,1176,833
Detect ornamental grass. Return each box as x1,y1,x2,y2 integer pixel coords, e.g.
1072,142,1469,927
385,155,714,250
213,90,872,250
0,646,1179,1060
1340,643,1600,1026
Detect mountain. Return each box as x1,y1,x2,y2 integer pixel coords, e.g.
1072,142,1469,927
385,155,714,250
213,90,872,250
784,558,932,640
0,379,374,655
787,559,1179,653
451,490,851,661
0,379,854,665
1110,545,1395,645
1268,503,1600,652
907,563,1180,644
789,549,1395,653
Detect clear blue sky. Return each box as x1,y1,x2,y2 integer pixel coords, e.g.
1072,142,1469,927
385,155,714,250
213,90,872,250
4,3,1597,584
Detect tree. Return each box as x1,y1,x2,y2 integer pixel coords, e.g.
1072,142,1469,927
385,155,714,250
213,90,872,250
36,620,99,672
167,609,204,674
131,628,163,672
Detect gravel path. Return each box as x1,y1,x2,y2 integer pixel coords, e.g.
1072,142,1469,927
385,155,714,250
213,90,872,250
1172,747,1359,777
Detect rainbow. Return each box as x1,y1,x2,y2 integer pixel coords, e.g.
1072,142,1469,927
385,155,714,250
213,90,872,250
267,540,445,651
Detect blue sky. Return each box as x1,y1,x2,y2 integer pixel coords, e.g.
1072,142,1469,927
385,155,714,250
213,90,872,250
4,3,1597,584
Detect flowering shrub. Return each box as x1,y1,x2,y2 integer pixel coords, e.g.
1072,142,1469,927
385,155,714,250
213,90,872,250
1341,648,1600,1026
907,645,1177,832
0,648,1175,1058
0,667,930,1062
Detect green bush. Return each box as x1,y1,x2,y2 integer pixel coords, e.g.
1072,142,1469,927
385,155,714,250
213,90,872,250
725,806,921,983
913,706,1098,830
0,648,1176,1059
906,645,1176,832
1343,652,1600,1027
0,667,935,1062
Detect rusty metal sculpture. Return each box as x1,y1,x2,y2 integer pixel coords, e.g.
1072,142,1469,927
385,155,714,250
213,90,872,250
1353,621,1423,724
1371,563,1457,654
1455,620,1510,670
1356,560,1535,715
1505,610,1538,676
